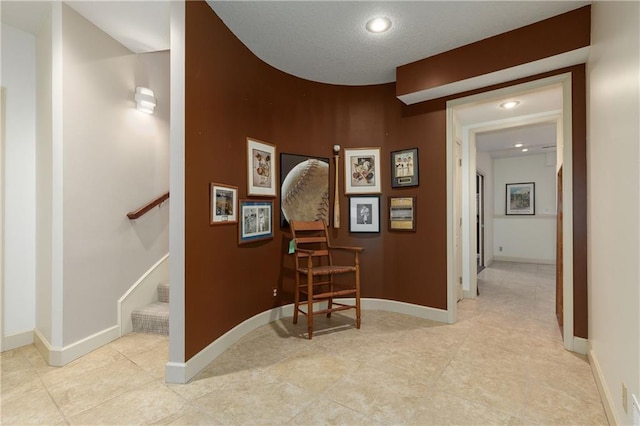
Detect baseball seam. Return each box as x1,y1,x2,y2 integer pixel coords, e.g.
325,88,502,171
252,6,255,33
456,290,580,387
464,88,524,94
283,160,318,202
283,160,329,221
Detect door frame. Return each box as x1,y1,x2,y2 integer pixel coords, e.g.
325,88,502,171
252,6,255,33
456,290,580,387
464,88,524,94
476,172,485,272
446,73,575,352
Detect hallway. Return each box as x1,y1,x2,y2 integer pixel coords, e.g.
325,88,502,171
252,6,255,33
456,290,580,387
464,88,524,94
1,262,607,425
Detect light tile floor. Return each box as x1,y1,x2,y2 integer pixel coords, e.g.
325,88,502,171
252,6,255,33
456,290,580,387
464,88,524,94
1,262,608,425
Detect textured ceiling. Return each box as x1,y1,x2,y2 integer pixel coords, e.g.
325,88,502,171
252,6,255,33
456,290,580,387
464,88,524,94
2,0,580,156
208,1,589,86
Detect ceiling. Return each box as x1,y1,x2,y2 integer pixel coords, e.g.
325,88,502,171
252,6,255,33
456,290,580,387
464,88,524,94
2,1,584,156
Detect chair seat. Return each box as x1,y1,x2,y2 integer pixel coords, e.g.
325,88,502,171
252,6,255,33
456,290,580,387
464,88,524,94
296,265,356,275
290,220,364,339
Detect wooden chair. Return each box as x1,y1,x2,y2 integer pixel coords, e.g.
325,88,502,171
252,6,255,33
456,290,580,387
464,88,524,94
290,220,364,339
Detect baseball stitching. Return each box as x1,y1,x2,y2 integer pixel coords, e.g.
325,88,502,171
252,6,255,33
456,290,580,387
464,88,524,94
283,160,329,221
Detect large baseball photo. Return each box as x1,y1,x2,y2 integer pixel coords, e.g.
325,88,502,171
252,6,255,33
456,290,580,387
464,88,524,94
279,153,330,228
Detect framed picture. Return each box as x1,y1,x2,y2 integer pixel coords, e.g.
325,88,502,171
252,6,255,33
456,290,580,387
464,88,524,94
388,196,416,231
506,182,535,215
344,147,381,194
239,200,274,244
210,183,238,225
247,137,277,197
279,153,330,228
349,196,380,233
391,148,419,188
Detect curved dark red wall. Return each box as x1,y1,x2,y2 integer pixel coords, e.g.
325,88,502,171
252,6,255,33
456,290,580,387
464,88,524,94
184,1,588,359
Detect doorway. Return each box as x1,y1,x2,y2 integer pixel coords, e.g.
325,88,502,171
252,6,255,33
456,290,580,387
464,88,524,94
446,73,575,351
476,172,485,274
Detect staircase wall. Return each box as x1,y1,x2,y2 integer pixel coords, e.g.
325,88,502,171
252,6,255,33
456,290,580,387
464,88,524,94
119,253,170,335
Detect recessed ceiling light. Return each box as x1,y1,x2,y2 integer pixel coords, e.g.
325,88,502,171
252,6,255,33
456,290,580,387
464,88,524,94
522,148,529,152
499,100,520,109
366,17,392,33
514,143,523,148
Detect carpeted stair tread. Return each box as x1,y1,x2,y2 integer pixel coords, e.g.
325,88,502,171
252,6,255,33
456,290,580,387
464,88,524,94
157,282,170,303
132,302,169,335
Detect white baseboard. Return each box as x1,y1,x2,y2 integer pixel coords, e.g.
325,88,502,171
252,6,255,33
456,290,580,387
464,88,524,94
572,336,588,355
1,329,34,352
588,341,618,426
166,298,447,384
34,325,120,367
463,289,476,299
493,256,555,265
118,253,170,336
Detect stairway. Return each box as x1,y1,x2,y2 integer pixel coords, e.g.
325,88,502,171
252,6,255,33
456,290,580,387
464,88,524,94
131,282,169,335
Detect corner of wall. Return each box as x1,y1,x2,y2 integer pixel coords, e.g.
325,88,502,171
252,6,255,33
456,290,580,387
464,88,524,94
588,341,619,426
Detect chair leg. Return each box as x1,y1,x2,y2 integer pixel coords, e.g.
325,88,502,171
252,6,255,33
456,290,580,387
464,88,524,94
307,270,314,339
355,265,361,329
293,273,300,325
327,275,333,318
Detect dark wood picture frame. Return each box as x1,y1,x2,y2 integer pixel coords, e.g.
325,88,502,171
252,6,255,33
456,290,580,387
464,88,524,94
247,137,277,197
210,182,238,225
391,148,419,188
388,196,416,232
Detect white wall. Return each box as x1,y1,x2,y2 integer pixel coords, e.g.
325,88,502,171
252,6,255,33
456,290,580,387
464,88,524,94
587,2,640,425
493,154,556,264
60,4,170,346
1,24,37,347
35,7,55,346
476,151,493,265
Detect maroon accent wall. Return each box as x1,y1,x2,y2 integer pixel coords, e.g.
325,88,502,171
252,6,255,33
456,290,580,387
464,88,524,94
396,5,591,98
185,2,447,359
184,1,588,359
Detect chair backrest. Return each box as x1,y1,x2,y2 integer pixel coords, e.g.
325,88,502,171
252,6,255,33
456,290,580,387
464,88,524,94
290,220,332,268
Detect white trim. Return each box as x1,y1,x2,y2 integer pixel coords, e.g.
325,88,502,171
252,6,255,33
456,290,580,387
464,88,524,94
34,325,120,366
165,298,448,384
51,0,64,349
169,0,186,367
118,253,169,336
492,256,555,265
572,336,588,355
447,73,576,351
588,342,618,426
560,75,575,352
399,47,589,105
1,330,34,352
445,107,457,324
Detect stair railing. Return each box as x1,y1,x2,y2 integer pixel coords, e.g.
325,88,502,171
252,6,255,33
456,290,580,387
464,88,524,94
127,192,170,219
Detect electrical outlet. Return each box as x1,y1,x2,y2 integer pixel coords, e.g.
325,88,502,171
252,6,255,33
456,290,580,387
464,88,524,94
623,382,628,413
272,288,277,297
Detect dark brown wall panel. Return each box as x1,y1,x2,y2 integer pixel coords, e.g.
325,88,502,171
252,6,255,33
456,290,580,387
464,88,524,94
570,66,588,339
185,2,588,359
396,5,591,97
185,2,449,359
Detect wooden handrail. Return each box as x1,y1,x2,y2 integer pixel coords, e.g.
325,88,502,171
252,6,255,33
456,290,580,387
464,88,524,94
127,192,170,219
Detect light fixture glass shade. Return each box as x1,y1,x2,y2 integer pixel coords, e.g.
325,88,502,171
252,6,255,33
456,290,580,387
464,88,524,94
499,100,519,109
135,87,156,114
366,17,392,33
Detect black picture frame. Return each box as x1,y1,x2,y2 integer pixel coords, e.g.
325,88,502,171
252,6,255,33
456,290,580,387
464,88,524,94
391,148,419,188
505,182,535,215
279,153,330,228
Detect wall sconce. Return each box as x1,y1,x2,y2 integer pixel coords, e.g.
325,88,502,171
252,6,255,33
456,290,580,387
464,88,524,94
135,87,156,114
